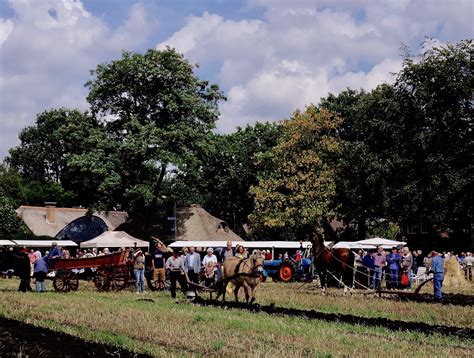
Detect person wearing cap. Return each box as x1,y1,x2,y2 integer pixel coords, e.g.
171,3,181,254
386,247,401,289
48,242,63,260
429,251,444,302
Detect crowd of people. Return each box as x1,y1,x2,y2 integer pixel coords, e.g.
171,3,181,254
355,246,473,302
150,240,254,300
2,240,472,303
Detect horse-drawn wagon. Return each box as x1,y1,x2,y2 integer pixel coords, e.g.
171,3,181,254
49,250,130,292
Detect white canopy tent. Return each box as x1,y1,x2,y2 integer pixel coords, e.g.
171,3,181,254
354,237,406,249
332,241,363,249
0,240,16,246
80,231,149,249
169,240,321,249
11,240,78,247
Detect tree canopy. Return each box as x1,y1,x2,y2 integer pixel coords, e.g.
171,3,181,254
249,107,342,239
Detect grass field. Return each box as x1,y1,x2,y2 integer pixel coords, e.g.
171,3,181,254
0,278,472,357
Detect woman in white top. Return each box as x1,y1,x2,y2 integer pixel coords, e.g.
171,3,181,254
202,248,218,266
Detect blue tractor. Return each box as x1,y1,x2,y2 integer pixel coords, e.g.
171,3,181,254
262,256,313,282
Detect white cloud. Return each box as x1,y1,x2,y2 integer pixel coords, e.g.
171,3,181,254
158,1,472,133
0,18,13,45
0,0,156,159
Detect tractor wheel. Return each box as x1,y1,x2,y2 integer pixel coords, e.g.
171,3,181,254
278,262,296,282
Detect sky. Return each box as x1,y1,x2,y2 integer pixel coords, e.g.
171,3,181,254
0,0,472,160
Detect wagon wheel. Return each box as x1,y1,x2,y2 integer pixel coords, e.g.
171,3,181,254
94,265,112,291
110,265,129,291
53,270,79,292
279,261,296,282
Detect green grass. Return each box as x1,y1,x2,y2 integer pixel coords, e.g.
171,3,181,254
0,279,472,357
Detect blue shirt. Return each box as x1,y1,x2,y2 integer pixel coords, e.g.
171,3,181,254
34,258,48,273
363,255,374,269
48,246,62,259
431,256,444,274
386,253,401,270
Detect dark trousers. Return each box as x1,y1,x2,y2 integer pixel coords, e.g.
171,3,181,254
18,277,32,292
388,269,399,289
433,273,444,301
170,271,187,298
187,269,199,284
465,266,472,281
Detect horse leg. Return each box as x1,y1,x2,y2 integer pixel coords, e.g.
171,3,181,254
243,283,250,304
318,269,327,295
249,284,257,305
234,284,240,302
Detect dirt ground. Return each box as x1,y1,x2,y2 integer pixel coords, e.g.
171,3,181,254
0,317,151,358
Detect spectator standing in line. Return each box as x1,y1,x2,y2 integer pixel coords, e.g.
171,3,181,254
220,241,234,262
362,251,375,288
464,252,473,281
33,257,48,292
429,251,444,302
386,247,401,289
265,250,272,260
28,249,36,277
372,246,386,290
133,250,146,293
415,250,424,269
202,248,220,280
400,247,413,289
152,242,166,290
185,246,201,284
411,250,418,277
165,249,187,300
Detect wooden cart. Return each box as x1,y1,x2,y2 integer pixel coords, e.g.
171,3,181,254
49,251,129,292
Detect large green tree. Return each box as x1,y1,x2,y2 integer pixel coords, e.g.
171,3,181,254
249,107,342,240
80,48,225,215
394,39,473,233
184,122,281,235
320,85,408,239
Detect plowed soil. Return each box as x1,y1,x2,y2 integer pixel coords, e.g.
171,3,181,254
0,317,150,358
193,297,474,340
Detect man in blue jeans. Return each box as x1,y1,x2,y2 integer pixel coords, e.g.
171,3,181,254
386,247,401,289
372,246,386,290
429,251,444,302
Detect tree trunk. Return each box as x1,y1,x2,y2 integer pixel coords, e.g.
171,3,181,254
357,216,366,241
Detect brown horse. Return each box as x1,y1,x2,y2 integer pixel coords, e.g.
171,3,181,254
218,250,265,304
312,233,354,295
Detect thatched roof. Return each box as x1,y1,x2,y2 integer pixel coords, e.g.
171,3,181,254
176,205,243,242
16,205,128,238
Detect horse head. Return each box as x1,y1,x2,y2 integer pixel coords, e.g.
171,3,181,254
251,250,265,274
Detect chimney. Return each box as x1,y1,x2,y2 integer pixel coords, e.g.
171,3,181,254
45,202,57,224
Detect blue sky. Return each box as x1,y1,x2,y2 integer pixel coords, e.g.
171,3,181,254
0,0,472,159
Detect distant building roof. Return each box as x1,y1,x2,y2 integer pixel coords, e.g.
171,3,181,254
16,205,128,238
176,205,243,242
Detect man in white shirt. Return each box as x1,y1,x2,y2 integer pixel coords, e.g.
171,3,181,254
185,246,201,284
